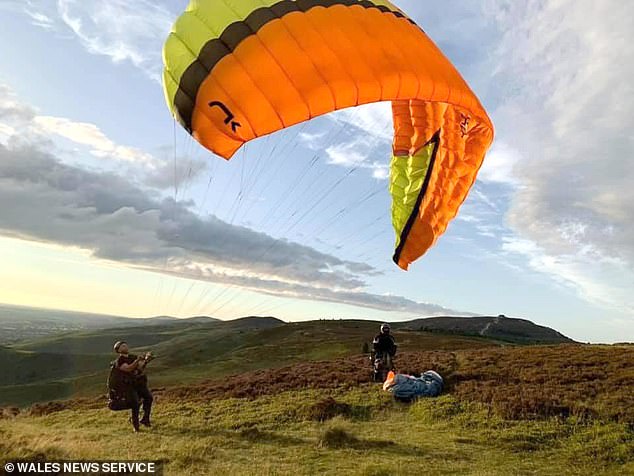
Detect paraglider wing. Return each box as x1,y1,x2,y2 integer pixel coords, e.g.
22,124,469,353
162,0,494,269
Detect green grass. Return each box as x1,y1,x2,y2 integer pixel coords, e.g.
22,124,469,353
1,387,632,475
2,320,630,474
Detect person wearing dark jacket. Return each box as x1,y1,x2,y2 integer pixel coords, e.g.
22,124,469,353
372,323,397,370
113,341,154,432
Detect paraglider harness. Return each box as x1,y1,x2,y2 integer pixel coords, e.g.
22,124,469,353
106,353,153,411
371,333,397,382
371,351,396,382
107,360,135,411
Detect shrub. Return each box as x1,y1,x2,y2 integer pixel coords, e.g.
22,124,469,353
305,397,352,421
318,427,359,448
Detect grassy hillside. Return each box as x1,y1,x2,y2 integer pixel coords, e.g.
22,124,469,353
0,346,109,386
2,340,634,474
2,380,632,475
149,344,634,424
0,319,501,406
1,313,571,406
6,343,634,425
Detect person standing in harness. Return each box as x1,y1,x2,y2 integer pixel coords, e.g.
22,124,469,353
112,341,154,433
371,323,397,380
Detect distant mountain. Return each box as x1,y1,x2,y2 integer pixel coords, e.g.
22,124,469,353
137,315,221,326
0,304,220,345
1,303,574,348
224,316,285,329
396,315,574,344
0,304,132,344
178,316,221,323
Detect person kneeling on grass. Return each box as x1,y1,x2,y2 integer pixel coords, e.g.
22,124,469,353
112,341,154,432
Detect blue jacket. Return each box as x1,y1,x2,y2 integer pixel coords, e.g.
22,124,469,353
383,371,443,399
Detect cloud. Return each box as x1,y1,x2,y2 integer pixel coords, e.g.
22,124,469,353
166,262,461,315
25,9,55,29
0,140,461,316
456,214,480,224
298,131,327,150
331,102,393,142
0,84,150,163
0,84,36,124
142,153,209,192
22,0,173,82
0,143,362,286
299,104,394,180
372,167,389,180
33,116,155,165
502,236,634,315
0,83,209,190
59,0,172,81
477,0,634,313
477,141,521,186
323,137,390,180
0,84,46,148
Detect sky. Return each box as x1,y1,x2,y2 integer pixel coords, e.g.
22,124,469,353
0,0,632,342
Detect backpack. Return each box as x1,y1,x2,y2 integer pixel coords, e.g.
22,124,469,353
106,360,133,411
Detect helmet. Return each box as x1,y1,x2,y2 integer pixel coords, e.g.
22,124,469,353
113,341,126,353
380,323,391,334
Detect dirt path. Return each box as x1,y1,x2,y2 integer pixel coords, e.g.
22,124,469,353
479,316,501,337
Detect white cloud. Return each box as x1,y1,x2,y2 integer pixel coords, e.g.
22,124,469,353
298,131,327,150
467,0,634,314
298,104,394,180
307,103,395,180
0,123,15,143
0,84,36,123
502,236,634,316
0,84,154,166
324,138,392,181
372,167,389,180
24,8,55,29
33,116,154,165
58,0,172,78
331,102,393,142
325,140,368,167
456,214,480,224
0,83,211,189
478,141,521,186
490,1,634,254
23,0,173,82
471,188,500,212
